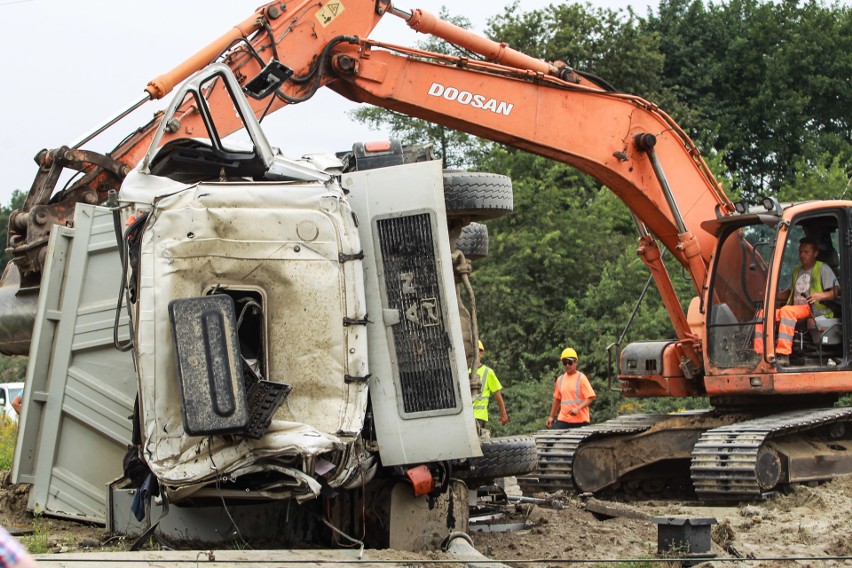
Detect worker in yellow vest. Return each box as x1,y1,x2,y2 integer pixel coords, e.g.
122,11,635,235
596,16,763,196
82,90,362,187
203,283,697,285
754,237,840,365
471,340,509,429
546,347,596,429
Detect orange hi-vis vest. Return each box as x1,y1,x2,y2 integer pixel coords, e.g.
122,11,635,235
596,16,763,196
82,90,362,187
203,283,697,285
554,371,595,424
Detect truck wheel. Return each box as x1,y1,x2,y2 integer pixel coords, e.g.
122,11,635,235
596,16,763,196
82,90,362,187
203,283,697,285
455,222,489,259
457,435,538,485
443,172,513,221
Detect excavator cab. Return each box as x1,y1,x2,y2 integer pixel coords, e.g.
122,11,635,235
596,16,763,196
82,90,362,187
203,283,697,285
705,202,850,379
772,213,845,366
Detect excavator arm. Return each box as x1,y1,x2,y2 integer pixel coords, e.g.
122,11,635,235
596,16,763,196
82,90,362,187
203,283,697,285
1,0,733,359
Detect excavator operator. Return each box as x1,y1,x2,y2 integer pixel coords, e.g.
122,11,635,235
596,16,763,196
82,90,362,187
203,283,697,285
755,237,840,365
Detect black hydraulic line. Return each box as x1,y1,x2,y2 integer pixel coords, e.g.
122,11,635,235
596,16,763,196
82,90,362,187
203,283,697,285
606,271,655,391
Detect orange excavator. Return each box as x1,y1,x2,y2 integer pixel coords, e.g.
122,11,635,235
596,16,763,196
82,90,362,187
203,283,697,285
3,0,851,502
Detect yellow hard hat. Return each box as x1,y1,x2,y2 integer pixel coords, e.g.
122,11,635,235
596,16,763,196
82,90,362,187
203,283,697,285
478,340,485,352
560,347,578,360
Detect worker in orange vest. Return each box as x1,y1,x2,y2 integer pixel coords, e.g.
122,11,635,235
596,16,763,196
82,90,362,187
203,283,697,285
546,347,596,429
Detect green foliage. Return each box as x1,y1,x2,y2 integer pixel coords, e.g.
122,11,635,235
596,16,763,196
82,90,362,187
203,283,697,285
487,1,665,95
0,420,16,471
0,190,27,269
22,515,50,554
777,154,852,203
469,149,636,388
485,375,552,437
0,356,27,383
645,0,852,197
465,153,712,433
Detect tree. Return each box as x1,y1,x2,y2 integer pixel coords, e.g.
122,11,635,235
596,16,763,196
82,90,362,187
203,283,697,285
777,154,852,202
348,8,489,168
486,1,664,96
0,190,27,270
646,0,852,197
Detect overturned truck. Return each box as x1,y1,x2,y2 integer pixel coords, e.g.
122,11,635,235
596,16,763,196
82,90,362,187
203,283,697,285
11,64,534,550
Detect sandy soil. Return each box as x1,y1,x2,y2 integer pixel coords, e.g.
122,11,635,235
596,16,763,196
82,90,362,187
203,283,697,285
2,472,851,565
472,476,852,567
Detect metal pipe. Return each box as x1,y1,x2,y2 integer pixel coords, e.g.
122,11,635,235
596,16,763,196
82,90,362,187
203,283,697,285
443,532,513,568
389,4,412,19
72,95,150,149
635,133,688,235
386,4,565,79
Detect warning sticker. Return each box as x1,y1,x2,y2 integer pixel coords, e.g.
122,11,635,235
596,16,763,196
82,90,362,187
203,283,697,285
316,1,345,27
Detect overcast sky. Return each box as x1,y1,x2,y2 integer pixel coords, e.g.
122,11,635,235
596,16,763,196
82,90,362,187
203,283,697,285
0,0,652,205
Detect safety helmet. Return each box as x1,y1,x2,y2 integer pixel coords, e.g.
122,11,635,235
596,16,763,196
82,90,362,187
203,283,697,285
478,340,485,352
560,347,578,360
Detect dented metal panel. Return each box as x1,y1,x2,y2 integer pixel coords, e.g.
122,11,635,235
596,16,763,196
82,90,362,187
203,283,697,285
122,175,370,497
13,204,136,522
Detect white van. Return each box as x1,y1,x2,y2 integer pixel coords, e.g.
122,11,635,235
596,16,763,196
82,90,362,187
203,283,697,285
0,382,24,423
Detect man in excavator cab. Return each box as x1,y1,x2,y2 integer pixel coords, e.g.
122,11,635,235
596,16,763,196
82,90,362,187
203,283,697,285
757,236,841,366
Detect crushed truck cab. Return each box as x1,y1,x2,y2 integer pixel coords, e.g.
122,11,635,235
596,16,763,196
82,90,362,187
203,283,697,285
13,63,527,548
124,63,482,500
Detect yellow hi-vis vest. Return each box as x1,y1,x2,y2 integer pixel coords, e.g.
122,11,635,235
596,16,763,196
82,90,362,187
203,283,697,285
789,261,834,318
470,365,502,422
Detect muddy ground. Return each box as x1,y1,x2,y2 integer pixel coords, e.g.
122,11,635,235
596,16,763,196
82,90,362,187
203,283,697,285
472,476,852,566
1,472,851,566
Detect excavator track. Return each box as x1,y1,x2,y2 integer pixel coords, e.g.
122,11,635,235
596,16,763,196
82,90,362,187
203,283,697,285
518,407,852,501
516,414,675,495
690,407,852,501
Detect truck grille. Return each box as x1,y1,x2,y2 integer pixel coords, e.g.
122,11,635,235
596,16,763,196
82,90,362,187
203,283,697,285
376,213,457,414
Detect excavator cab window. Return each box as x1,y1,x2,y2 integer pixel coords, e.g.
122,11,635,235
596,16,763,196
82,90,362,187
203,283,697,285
706,221,773,368
708,210,849,371
773,213,846,368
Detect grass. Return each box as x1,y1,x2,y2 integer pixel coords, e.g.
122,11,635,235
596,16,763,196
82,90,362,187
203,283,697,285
0,418,17,471
21,514,50,554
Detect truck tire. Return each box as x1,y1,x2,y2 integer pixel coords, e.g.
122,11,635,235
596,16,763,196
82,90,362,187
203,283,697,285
443,172,513,220
455,222,489,259
457,435,538,485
